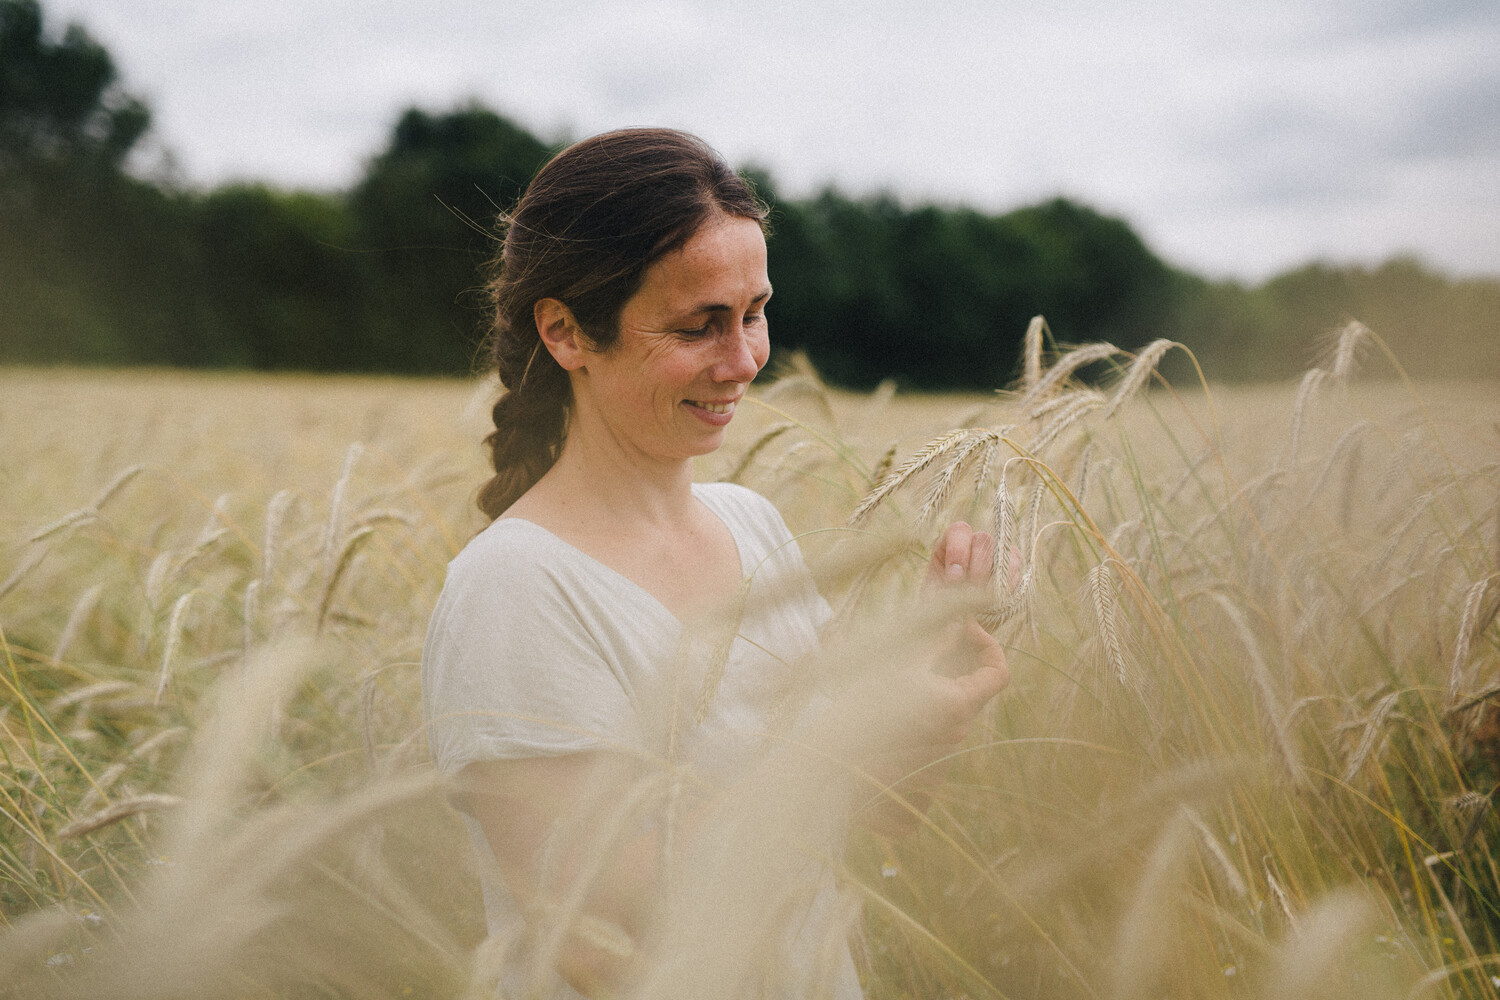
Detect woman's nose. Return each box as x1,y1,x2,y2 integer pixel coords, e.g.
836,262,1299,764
716,324,768,383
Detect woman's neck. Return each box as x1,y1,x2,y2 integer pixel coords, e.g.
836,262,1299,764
512,425,698,534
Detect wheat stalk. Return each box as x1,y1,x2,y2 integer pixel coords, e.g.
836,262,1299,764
1448,574,1500,707
58,793,184,839
1102,339,1179,419
322,443,364,578
1329,319,1372,380
1019,342,1118,413
27,507,98,543
848,429,969,525
1028,391,1105,455
1341,689,1403,783
317,526,375,634
725,422,794,484
1282,367,1329,470
1020,315,1048,394
1087,561,1135,691
52,583,105,663
155,590,199,706
695,576,752,725
261,489,298,592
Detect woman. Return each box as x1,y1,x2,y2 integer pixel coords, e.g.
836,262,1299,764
422,128,1008,999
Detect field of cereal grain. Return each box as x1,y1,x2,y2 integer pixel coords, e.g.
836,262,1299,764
3,335,1499,998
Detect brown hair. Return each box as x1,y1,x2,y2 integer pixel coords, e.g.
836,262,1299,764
476,128,768,519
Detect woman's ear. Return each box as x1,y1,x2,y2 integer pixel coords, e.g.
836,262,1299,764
534,298,589,372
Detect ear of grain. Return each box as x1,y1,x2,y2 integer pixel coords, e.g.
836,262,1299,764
59,793,184,839
848,429,969,525
1329,319,1372,381
1020,342,1118,413
322,443,364,577
155,590,198,706
317,526,375,634
1087,561,1135,691
1282,367,1329,470
1020,314,1048,393
1448,574,1500,706
1028,391,1105,455
261,489,298,591
1103,339,1179,418
52,583,105,663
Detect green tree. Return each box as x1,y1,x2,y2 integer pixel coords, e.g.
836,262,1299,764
349,105,553,373
0,0,148,175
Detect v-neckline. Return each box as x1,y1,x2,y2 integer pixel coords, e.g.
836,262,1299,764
498,484,749,628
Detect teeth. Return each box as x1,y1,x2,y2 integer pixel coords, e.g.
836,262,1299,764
694,401,733,414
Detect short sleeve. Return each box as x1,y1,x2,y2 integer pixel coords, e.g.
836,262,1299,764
421,525,649,775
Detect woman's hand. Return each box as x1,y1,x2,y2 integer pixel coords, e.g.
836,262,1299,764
855,522,1011,836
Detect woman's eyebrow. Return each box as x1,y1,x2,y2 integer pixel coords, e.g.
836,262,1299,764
685,288,774,314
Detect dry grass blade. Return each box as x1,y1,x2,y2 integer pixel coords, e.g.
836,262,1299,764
1282,367,1329,470
1029,391,1106,455
1448,574,1500,706
1208,592,1303,785
318,526,375,633
53,582,105,663
848,429,969,525
725,422,794,484
0,547,45,604
1181,806,1249,898
916,433,996,524
262,488,298,591
58,793,184,839
1102,339,1179,419
695,576,752,725
1110,809,1192,1000
322,442,364,577
1020,315,1048,394
1342,690,1403,783
1329,319,1372,380
867,442,897,489
1020,342,1118,413
28,507,98,543
242,578,261,655
156,590,198,706
48,680,135,714
1087,561,1135,690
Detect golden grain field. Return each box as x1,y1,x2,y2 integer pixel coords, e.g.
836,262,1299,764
2,328,1498,999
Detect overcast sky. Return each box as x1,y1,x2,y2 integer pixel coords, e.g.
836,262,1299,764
46,0,1500,282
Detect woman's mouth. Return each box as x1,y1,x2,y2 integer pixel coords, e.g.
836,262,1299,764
690,400,734,415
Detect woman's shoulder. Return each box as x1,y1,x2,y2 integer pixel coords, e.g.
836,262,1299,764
444,516,575,591
693,481,787,532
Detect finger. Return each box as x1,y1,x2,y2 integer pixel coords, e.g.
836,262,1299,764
928,521,974,585
969,531,996,581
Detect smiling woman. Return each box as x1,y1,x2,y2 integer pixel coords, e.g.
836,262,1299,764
420,129,1009,999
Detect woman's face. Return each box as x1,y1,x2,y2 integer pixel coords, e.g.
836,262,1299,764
569,214,771,466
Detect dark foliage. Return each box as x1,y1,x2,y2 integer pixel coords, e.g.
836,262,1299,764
3,0,1497,384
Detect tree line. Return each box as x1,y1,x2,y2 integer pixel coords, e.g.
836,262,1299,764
3,0,1496,387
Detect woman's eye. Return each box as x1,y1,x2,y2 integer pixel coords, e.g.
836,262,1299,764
675,325,710,338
